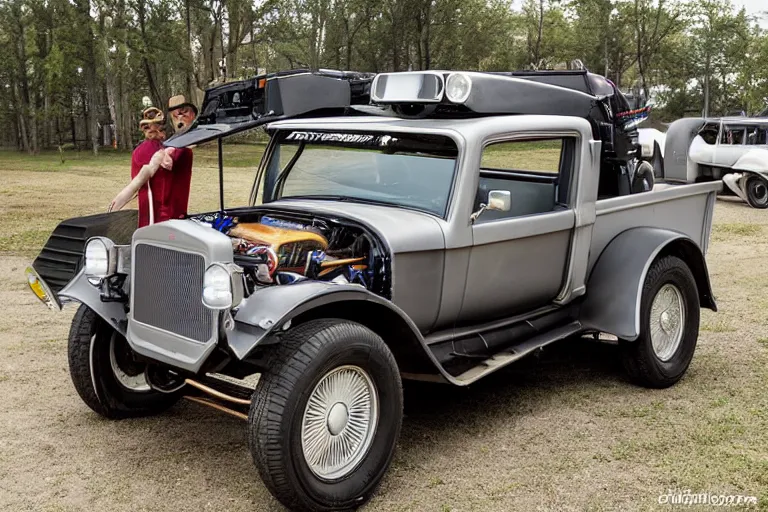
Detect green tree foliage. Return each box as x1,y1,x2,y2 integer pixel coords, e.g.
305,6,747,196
0,0,766,151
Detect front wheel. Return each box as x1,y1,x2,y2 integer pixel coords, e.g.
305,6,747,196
745,174,768,209
619,255,700,388
67,304,182,419
248,319,403,512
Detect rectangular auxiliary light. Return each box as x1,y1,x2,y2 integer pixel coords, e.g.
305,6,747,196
371,71,445,103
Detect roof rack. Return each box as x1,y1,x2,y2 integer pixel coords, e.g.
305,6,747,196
164,68,376,148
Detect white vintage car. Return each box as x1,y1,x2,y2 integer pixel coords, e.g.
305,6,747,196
689,117,768,208
661,116,768,209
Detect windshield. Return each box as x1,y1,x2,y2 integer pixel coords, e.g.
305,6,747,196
263,130,459,216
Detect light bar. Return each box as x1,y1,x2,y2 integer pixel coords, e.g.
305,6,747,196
371,71,445,103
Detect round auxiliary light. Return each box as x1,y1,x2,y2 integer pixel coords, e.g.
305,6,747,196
445,73,472,104
84,238,111,278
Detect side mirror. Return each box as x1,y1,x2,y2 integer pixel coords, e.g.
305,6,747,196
487,190,511,212
471,190,511,223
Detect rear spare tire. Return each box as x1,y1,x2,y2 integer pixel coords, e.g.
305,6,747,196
619,255,700,388
248,319,403,512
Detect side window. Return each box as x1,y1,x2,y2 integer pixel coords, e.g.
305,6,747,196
746,126,768,146
480,139,563,174
698,124,719,145
719,126,747,145
474,137,572,223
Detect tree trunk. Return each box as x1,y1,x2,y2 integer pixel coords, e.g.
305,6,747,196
136,0,163,106
70,99,78,150
185,0,194,97
12,83,30,153
11,1,33,154
535,0,544,65
703,50,711,117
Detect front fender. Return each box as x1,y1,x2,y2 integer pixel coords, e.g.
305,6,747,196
229,281,416,358
228,281,452,381
58,269,128,336
580,227,716,341
733,150,768,173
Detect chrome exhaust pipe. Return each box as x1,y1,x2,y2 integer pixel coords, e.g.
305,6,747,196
182,377,252,420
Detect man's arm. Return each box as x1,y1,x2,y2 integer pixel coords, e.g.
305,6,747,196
108,148,175,212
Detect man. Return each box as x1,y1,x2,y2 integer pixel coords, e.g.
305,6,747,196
108,95,198,227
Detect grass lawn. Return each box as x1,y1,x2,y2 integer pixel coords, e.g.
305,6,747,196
1,146,768,511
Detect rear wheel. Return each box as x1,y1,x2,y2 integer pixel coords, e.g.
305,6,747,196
248,319,403,512
619,256,700,388
67,304,182,419
745,174,768,209
651,143,664,179
632,160,655,193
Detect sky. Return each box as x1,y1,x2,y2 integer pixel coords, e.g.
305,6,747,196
508,0,768,27
735,0,768,27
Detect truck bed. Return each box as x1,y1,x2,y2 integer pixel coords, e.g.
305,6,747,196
588,181,721,274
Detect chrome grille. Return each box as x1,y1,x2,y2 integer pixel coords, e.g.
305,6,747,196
132,243,214,343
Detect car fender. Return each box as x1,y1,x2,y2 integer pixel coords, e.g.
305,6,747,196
228,281,450,381
733,150,768,174
637,128,666,158
580,227,717,341
58,269,129,336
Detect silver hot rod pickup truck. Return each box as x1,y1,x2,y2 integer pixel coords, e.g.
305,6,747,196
26,69,721,512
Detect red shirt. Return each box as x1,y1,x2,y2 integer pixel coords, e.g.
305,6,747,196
131,140,194,228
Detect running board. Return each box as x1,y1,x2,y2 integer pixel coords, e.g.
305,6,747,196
453,321,582,385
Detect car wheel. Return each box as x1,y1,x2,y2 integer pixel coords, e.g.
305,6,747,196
651,143,664,179
619,255,700,389
632,161,655,193
67,304,182,419
745,174,768,209
248,319,403,512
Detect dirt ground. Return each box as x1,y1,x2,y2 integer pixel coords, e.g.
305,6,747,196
1,150,768,511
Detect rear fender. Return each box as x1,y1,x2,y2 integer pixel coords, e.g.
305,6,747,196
580,227,716,341
229,281,448,380
58,270,129,336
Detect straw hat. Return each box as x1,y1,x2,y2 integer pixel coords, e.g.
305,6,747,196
168,95,198,116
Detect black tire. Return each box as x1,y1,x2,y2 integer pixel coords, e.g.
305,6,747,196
632,160,655,193
619,255,700,389
248,319,403,512
651,143,664,179
745,174,768,209
67,304,182,419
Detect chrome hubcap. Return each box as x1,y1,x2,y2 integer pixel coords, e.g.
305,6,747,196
650,283,685,361
301,365,379,480
749,180,768,204
108,334,151,392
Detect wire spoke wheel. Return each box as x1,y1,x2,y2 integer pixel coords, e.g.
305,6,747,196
300,365,379,481
649,283,685,362
108,332,151,392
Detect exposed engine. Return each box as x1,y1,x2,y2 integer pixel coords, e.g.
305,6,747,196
188,210,388,297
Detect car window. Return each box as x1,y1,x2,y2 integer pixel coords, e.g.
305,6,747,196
474,137,571,223
719,126,748,145
746,126,768,145
480,139,563,174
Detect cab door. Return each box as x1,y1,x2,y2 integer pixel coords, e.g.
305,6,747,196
456,135,580,324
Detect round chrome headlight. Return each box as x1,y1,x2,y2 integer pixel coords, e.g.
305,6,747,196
445,73,472,104
84,237,115,279
203,264,232,310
